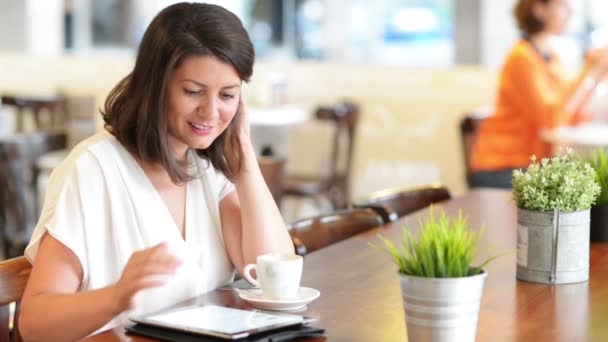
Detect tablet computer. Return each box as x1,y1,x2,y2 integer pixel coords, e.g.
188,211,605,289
131,304,306,340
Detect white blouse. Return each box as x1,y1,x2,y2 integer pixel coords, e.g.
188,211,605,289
25,130,236,332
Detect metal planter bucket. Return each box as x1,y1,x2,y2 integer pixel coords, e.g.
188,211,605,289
399,270,487,342
516,208,590,284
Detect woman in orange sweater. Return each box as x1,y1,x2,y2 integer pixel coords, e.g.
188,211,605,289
470,0,608,188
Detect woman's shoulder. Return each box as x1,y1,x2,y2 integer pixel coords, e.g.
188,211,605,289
51,130,124,180
500,40,548,75
505,40,538,63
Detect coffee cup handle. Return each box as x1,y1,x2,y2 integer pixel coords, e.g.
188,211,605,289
243,264,260,287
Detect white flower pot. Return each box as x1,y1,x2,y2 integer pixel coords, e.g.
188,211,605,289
399,270,487,342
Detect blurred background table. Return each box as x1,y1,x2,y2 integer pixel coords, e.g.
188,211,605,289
248,104,309,157
541,122,608,155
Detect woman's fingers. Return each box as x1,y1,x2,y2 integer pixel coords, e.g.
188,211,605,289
237,97,251,140
114,242,183,312
139,259,180,277
125,243,181,284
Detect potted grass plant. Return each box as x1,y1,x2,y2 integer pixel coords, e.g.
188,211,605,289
589,148,608,242
512,149,599,284
372,208,500,342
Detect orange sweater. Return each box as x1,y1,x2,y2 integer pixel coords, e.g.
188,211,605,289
471,40,589,171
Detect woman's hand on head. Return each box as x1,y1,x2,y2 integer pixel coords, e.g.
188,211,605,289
586,48,608,78
234,98,251,144
224,97,255,173
112,242,181,314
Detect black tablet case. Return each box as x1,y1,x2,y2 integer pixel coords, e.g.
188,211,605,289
125,323,325,342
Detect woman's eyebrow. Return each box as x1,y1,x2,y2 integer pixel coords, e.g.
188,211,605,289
182,79,240,89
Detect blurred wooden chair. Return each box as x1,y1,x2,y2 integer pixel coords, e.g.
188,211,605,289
288,208,383,256
1,95,66,133
0,256,32,342
282,101,360,211
0,131,67,259
353,184,452,224
460,107,492,188
258,156,286,205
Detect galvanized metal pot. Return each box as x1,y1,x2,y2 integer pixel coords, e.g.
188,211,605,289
516,208,590,284
399,270,487,342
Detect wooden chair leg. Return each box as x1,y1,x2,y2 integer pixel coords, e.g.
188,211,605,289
13,302,23,342
0,305,10,342
327,186,347,210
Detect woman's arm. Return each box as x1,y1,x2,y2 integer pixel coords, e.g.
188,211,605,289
220,101,294,275
507,48,608,129
562,52,608,121
19,234,180,341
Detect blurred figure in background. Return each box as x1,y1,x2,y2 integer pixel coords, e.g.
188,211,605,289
470,0,608,188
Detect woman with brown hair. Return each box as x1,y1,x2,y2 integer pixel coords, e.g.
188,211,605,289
470,0,608,188
18,3,294,340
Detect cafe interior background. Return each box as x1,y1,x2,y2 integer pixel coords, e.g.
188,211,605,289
2,0,608,238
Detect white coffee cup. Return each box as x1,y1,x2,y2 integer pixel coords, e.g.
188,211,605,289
243,253,303,300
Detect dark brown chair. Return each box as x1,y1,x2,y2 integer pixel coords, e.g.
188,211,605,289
1,95,66,132
0,256,32,342
0,131,67,259
288,208,383,256
353,184,452,224
282,101,360,210
258,156,286,205
460,107,491,188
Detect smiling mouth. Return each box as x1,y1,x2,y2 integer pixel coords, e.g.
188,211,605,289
189,122,214,134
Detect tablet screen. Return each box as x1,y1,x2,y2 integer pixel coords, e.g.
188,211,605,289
133,305,304,339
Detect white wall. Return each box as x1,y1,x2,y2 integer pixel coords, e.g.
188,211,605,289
0,0,29,51
0,0,64,55
481,0,518,68
25,0,64,56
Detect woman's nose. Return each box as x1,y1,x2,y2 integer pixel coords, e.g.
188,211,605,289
199,96,219,119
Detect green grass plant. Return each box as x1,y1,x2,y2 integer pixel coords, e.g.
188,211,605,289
371,208,501,278
589,148,608,206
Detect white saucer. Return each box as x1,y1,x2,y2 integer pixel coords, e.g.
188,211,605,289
236,287,320,311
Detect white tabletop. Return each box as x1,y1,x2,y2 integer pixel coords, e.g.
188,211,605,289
247,105,309,127
541,122,608,147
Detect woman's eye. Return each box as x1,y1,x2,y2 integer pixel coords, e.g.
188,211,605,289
184,89,201,96
222,93,236,100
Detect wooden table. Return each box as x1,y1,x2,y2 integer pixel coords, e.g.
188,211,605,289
85,189,608,341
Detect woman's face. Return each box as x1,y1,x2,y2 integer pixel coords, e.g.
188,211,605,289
536,0,572,35
166,54,241,158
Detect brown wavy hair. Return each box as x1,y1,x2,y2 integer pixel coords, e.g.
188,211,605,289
514,0,551,35
101,3,254,183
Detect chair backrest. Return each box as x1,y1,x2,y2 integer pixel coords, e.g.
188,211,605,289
354,184,452,223
0,256,32,342
316,101,359,184
1,95,66,133
258,156,286,205
460,107,491,187
288,208,383,256
315,101,360,208
0,131,67,258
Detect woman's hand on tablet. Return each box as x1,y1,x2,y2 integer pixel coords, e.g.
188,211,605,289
112,242,182,313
